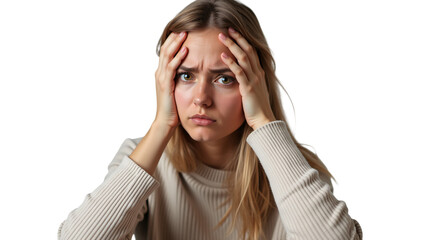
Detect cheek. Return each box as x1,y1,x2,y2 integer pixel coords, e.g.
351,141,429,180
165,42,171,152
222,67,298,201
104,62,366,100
215,90,244,119
174,87,192,114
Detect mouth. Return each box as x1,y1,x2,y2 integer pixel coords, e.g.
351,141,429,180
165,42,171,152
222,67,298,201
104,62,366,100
189,114,216,126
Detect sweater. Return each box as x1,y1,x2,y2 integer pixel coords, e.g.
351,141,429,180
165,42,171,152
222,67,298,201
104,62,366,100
58,120,363,240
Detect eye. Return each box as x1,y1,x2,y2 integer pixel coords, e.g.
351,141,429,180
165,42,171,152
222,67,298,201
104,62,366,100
216,76,235,85
176,72,192,81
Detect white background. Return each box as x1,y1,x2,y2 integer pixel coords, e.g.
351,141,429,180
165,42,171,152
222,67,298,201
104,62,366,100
1,0,429,239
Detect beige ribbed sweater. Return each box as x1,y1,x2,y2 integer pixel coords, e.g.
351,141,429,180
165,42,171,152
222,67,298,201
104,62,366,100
58,121,363,240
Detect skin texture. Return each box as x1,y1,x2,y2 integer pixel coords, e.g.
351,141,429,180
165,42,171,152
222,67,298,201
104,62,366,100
131,27,276,172
218,28,276,131
173,28,276,169
174,28,245,168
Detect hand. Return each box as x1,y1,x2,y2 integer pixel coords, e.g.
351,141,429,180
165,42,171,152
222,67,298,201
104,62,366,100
218,28,276,130
154,31,188,129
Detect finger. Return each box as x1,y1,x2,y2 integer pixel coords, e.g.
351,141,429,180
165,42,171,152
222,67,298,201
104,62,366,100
159,32,186,68
227,27,261,74
218,32,253,73
166,46,188,81
159,32,177,65
163,32,178,51
160,32,187,69
220,52,249,86
166,32,187,60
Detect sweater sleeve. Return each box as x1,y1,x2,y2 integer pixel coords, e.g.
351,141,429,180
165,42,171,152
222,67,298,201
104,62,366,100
247,121,363,240
57,138,160,240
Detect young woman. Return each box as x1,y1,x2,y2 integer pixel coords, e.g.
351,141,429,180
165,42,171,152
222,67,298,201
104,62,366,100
58,0,363,239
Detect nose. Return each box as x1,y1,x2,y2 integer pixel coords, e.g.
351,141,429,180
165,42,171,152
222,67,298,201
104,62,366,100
193,79,212,108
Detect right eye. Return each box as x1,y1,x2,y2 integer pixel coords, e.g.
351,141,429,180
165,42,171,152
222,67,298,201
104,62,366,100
176,72,192,81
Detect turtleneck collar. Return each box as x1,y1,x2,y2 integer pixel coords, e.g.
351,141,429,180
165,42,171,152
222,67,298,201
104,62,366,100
187,159,233,188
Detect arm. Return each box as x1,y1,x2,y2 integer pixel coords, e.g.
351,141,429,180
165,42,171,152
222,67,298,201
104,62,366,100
57,137,160,240
247,120,363,240
58,30,188,240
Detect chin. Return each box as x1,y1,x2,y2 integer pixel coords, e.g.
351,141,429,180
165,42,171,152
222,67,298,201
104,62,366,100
182,122,245,143
186,128,220,142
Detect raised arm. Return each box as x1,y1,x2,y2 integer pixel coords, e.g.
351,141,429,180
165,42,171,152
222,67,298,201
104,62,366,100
58,31,189,240
57,137,160,240
247,121,363,240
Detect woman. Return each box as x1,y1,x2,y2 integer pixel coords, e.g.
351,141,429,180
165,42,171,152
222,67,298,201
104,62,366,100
58,0,363,239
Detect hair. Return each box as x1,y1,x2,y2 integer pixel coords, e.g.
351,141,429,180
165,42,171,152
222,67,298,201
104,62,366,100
156,0,336,239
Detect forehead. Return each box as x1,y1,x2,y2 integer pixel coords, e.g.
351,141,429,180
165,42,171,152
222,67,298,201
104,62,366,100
181,28,235,67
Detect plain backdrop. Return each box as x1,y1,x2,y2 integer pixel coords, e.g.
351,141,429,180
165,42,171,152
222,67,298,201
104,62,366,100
1,0,429,239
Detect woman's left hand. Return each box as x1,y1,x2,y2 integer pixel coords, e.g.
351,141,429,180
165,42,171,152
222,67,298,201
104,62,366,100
218,27,276,130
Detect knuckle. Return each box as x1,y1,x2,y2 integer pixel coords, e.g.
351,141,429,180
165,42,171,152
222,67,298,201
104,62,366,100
161,49,169,59
238,53,247,62
236,68,245,76
167,46,178,58
161,47,174,59
167,53,175,60
224,57,233,64
245,85,253,93
243,45,252,53
167,62,176,71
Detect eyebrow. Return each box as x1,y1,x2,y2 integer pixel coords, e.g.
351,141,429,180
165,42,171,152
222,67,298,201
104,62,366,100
178,66,232,74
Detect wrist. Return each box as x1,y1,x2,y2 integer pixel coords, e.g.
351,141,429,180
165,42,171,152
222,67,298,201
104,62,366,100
251,116,276,130
151,119,177,138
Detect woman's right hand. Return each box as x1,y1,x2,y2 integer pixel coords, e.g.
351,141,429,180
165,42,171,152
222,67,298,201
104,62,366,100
154,31,188,129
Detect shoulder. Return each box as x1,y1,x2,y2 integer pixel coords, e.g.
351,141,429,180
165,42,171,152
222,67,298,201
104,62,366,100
247,121,336,193
318,171,335,193
114,137,143,157
101,137,143,180
107,137,143,169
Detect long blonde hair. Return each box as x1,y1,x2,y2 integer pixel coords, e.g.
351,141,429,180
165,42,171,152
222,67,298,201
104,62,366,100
156,0,336,239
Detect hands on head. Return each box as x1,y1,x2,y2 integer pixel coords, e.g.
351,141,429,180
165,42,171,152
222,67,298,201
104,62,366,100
154,28,275,135
218,28,276,130
154,31,188,129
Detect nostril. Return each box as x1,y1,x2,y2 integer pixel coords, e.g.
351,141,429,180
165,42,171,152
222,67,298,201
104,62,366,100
193,96,212,107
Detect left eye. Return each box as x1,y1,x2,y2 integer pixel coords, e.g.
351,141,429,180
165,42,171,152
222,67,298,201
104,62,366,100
177,72,192,81
216,76,234,85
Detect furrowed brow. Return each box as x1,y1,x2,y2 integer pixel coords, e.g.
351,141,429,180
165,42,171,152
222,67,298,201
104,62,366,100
178,66,197,72
178,66,232,74
209,68,232,74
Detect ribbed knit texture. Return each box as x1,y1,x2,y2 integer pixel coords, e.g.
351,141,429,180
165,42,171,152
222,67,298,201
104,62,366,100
58,121,362,240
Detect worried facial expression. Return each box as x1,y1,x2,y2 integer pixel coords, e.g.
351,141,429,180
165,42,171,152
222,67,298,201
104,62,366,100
174,28,245,143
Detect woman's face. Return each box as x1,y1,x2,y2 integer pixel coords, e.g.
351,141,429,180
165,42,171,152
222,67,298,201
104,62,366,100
174,28,245,143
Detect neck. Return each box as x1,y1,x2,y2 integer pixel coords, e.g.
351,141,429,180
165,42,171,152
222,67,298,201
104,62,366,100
192,126,243,170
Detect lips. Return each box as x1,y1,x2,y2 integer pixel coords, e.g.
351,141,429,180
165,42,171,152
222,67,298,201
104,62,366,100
190,114,215,121
190,114,216,126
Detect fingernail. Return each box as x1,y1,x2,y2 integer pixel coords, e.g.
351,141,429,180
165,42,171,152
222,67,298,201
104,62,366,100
181,46,186,53
221,52,229,59
219,33,226,40
229,27,236,33
179,32,185,37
